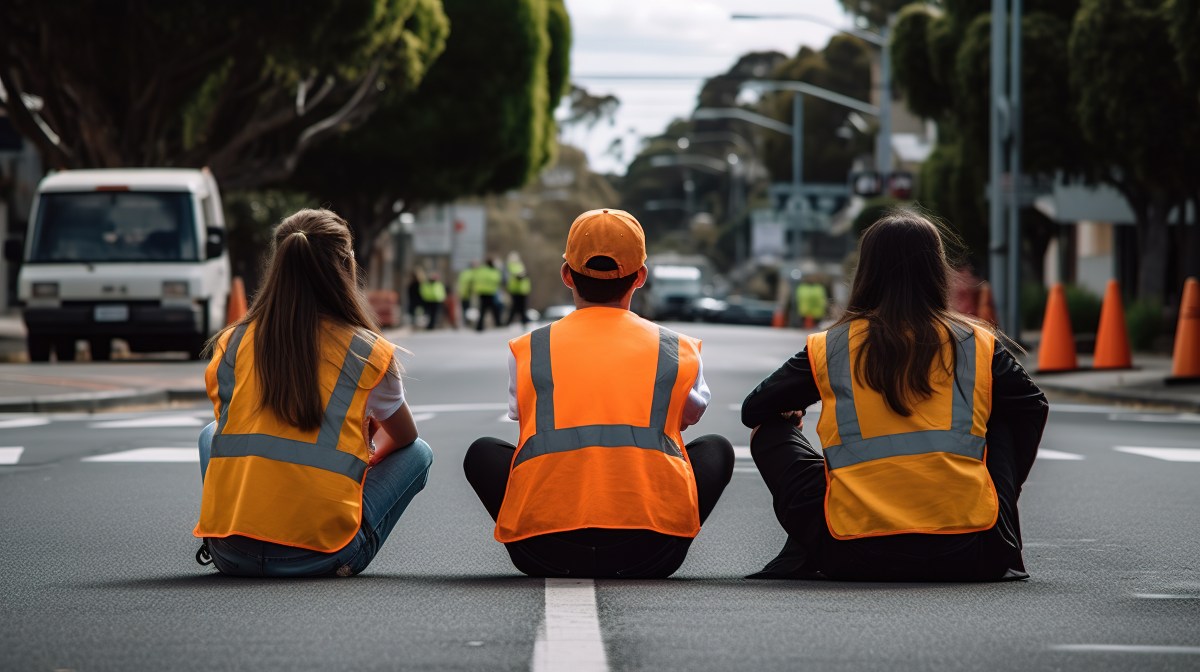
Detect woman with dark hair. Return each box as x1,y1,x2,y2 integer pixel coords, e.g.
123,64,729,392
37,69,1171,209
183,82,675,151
742,209,1048,581
193,209,433,577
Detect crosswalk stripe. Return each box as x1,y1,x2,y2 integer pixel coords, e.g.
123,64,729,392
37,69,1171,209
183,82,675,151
0,447,24,465
733,446,750,459
533,578,608,672
1114,446,1200,462
83,448,197,462
90,415,205,429
1038,449,1086,461
410,413,436,423
1050,644,1200,655
0,417,50,429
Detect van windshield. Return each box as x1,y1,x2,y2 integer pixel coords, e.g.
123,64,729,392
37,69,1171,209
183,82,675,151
30,191,197,263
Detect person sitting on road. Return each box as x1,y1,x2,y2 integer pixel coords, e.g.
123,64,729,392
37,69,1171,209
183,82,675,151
742,209,1048,581
464,208,734,579
193,208,433,577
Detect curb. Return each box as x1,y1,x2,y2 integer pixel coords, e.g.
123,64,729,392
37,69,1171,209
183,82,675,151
0,388,208,413
1035,380,1200,413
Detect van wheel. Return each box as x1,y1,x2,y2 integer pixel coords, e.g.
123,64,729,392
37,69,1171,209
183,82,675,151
54,339,77,362
27,334,51,362
89,338,112,361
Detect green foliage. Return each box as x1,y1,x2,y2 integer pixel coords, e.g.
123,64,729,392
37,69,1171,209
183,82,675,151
852,197,902,237
1063,284,1103,334
1021,282,1048,331
1126,298,1165,352
890,5,950,119
760,34,873,184
0,0,448,188
837,0,912,28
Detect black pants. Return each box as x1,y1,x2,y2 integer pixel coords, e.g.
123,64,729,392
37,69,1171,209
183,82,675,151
476,295,503,331
464,435,734,578
750,419,1026,581
424,301,441,330
506,294,528,327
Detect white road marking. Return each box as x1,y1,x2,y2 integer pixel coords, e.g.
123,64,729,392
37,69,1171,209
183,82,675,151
1051,644,1200,655
1038,449,1086,461
90,415,205,429
409,403,508,413
1049,403,1127,414
1114,446,1200,462
532,578,608,672
733,446,751,459
1134,593,1200,600
410,413,436,423
0,417,50,429
83,448,197,462
498,413,517,423
1110,412,1200,424
0,447,25,465
733,466,759,474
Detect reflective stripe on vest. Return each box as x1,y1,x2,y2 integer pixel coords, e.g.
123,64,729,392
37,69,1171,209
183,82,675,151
210,324,376,482
513,324,683,468
822,322,984,469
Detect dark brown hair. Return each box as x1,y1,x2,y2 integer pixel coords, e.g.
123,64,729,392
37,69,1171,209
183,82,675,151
570,256,639,302
212,209,392,430
833,208,994,416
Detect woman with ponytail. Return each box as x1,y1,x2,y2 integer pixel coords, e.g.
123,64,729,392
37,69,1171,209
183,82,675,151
193,209,432,577
741,209,1048,581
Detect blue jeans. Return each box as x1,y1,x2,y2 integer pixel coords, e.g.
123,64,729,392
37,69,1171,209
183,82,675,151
197,421,433,577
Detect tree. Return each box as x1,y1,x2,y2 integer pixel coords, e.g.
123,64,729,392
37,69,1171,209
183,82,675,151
292,0,570,262
758,35,874,185
838,0,917,29
1070,0,1198,300
0,0,448,189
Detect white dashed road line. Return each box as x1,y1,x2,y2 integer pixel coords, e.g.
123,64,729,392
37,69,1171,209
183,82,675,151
0,417,50,429
532,578,609,672
1038,449,1086,461
83,448,198,462
90,415,206,429
1051,644,1200,655
1114,446,1200,462
0,447,25,465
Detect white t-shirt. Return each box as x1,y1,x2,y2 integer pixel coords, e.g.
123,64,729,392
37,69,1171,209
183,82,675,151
366,350,406,420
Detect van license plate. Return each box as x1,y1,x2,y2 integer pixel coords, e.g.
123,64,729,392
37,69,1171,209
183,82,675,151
94,304,129,322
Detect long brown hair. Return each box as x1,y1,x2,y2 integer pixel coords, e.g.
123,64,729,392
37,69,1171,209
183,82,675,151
833,208,995,416
212,209,389,430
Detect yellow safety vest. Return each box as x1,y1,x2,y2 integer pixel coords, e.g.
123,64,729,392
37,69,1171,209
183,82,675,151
496,308,702,542
473,266,502,295
807,319,998,540
193,321,395,552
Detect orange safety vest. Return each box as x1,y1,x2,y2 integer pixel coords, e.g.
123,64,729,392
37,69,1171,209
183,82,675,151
193,321,395,552
807,319,998,540
495,307,702,543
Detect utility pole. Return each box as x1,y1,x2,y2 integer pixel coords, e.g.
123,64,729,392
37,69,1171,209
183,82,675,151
989,0,1010,334
792,91,804,261
1006,0,1023,338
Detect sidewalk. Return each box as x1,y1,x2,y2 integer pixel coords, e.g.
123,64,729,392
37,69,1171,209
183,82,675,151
1,319,1198,413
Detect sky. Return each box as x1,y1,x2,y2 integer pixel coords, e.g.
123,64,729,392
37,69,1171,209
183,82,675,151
561,0,856,175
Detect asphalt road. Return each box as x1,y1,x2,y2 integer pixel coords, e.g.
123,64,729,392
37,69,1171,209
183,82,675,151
1,323,1198,671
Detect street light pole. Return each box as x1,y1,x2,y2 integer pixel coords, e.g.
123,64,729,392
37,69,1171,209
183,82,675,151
1006,0,1023,338
792,92,804,260
877,21,892,176
989,0,1009,334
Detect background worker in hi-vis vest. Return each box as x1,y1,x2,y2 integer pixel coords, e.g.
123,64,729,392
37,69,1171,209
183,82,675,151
742,210,1048,581
464,208,735,578
193,209,433,577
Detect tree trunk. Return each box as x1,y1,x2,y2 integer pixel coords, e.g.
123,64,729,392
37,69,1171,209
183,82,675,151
1136,192,1171,301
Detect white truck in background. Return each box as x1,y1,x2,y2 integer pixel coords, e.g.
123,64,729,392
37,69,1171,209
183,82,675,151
5,168,230,361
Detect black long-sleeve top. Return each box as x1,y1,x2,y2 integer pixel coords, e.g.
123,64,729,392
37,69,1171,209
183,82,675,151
741,341,1049,484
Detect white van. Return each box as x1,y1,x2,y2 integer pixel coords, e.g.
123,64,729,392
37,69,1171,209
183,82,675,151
9,168,230,361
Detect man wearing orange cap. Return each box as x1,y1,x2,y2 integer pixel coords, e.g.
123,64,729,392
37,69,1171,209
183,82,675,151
463,208,734,578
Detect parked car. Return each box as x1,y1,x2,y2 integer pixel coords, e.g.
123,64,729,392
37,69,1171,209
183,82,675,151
696,294,776,326
7,168,230,361
539,304,575,323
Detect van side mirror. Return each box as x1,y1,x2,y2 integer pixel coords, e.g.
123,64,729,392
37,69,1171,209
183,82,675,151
3,238,23,263
205,227,225,259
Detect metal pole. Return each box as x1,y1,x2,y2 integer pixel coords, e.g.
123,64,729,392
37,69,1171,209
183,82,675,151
989,0,1008,330
1006,0,1023,338
792,91,803,260
877,20,893,177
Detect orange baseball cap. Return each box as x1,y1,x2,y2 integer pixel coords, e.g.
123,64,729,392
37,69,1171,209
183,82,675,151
563,208,647,279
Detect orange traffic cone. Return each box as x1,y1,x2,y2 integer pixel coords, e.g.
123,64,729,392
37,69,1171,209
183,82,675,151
226,276,248,326
1168,277,1200,382
977,282,998,324
771,310,785,328
1037,283,1078,372
1093,279,1133,369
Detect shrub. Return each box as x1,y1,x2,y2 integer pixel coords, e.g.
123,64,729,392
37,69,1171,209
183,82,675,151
1126,298,1165,352
1062,284,1103,334
1021,282,1047,331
